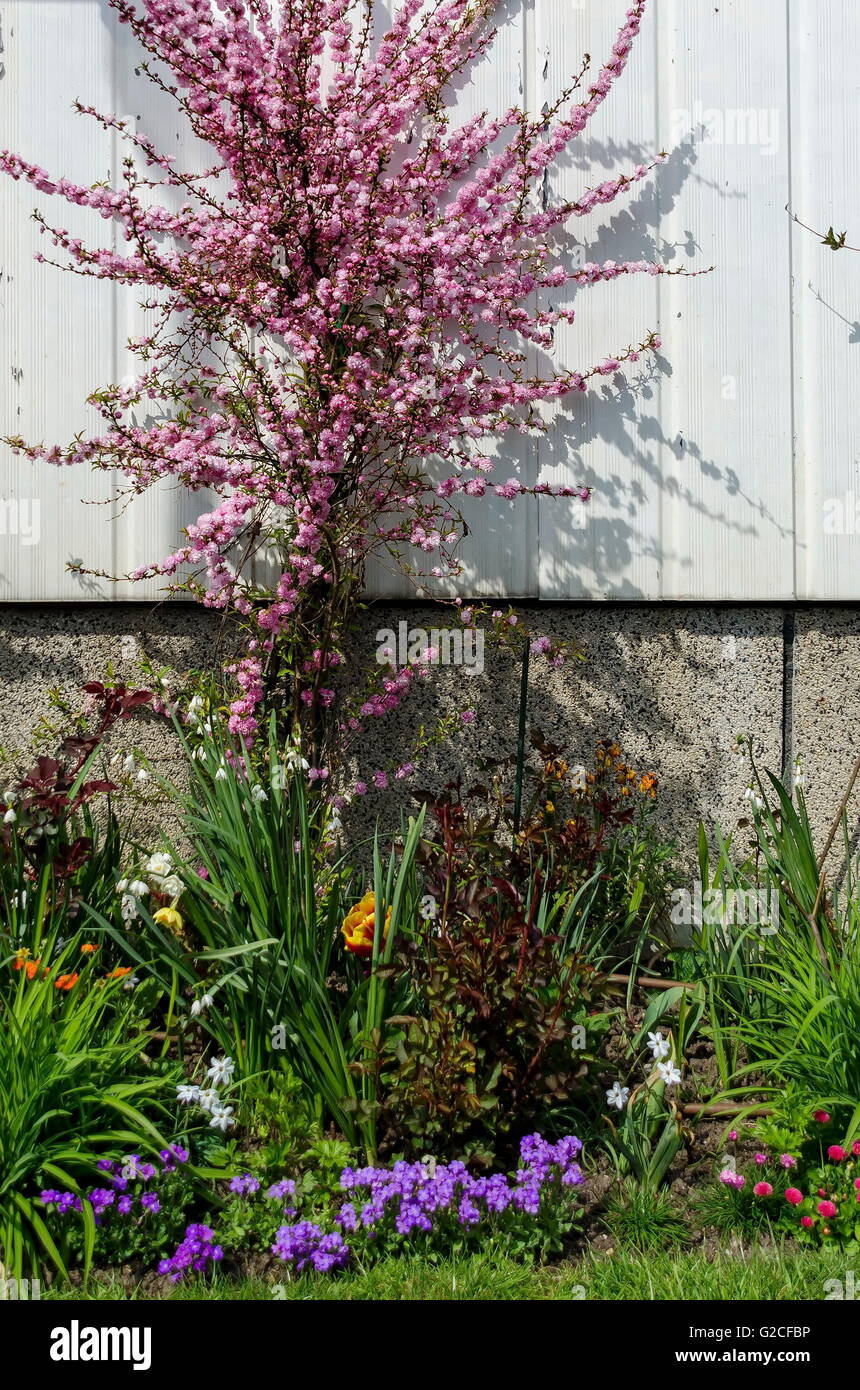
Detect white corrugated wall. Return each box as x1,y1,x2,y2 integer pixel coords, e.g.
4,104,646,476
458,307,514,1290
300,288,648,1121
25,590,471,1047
1,0,859,601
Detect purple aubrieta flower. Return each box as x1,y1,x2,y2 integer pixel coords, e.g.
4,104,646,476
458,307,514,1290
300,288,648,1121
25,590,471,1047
87,1188,116,1216
561,1164,584,1186
266,1179,296,1201
229,1173,261,1197
334,1203,357,1234
117,1195,133,1215
457,1196,481,1226
158,1224,223,1283
140,1192,161,1213
272,1221,349,1273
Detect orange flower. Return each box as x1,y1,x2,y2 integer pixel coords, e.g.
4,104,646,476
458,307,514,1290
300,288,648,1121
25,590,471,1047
54,972,79,991
639,773,658,799
341,891,391,958
14,950,44,981
80,942,99,954
107,967,133,980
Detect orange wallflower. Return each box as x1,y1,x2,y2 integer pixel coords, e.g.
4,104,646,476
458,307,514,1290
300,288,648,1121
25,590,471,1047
13,950,42,981
341,891,391,958
55,972,79,991
107,967,133,980
80,943,99,954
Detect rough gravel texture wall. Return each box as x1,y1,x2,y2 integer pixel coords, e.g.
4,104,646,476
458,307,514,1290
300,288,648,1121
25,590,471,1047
0,602,853,867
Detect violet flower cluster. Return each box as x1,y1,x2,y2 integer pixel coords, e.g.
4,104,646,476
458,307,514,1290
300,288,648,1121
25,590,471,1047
158,1223,224,1282
271,1222,350,1274
272,1134,584,1275
40,1145,189,1225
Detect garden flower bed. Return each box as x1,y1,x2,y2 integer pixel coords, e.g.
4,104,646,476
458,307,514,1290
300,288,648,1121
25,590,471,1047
0,0,856,1336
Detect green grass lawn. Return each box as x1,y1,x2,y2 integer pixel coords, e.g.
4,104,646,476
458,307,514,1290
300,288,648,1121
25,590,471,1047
45,1246,853,1301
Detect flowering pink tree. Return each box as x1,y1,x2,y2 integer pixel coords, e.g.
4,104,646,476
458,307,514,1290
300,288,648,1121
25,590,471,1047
2,0,680,759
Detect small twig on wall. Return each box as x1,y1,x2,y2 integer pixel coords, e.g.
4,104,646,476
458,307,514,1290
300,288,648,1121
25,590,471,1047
787,205,860,252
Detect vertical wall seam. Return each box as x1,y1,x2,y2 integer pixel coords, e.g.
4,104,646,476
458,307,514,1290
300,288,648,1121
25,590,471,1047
785,0,799,600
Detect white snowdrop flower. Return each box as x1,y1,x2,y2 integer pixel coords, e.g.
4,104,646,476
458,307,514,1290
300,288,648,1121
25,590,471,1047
188,695,205,717
214,767,228,781
128,879,150,898
4,789,18,805
209,1105,235,1132
793,759,806,791
657,1060,682,1087
190,999,203,1018
176,1083,201,1105
190,992,214,1018
122,753,136,775
251,784,267,802
646,1031,671,1061
606,1082,630,1111
116,878,129,894
207,1055,236,1087
744,785,764,812
3,807,17,824
145,851,174,877
136,767,150,783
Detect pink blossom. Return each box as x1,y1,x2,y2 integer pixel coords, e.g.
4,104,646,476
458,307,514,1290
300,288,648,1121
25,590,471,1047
0,0,683,770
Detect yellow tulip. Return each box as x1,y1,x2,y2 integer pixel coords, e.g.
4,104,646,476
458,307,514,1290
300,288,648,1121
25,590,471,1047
341,891,391,958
